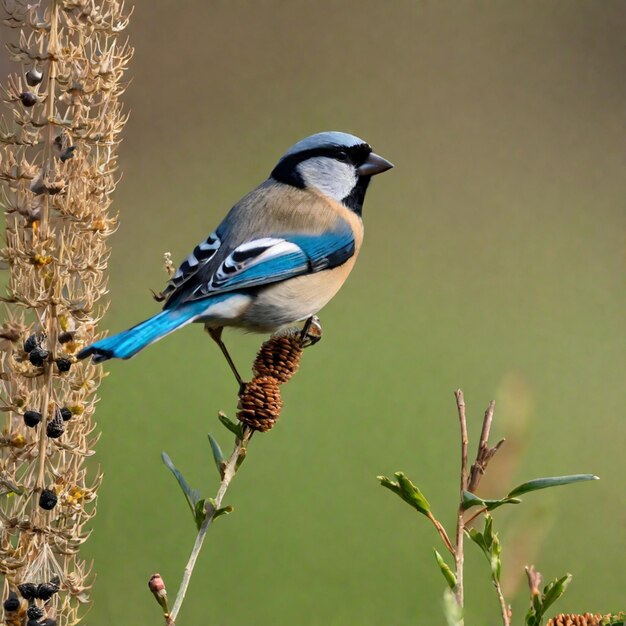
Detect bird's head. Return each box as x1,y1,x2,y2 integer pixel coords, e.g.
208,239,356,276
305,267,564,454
270,131,393,215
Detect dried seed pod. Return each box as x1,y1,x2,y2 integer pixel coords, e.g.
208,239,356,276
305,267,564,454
55,358,72,372
46,413,64,439
27,605,45,620
237,376,282,432
28,347,48,366
23,332,44,353
17,583,37,601
252,332,303,384
25,67,43,86
23,410,42,428
3,592,20,612
60,146,77,162
59,407,72,421
39,489,58,510
36,581,60,601
547,614,604,626
19,92,38,107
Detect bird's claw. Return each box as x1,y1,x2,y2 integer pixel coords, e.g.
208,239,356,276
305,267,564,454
299,315,323,348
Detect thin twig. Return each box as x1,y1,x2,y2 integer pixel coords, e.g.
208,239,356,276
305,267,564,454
493,578,511,626
426,511,456,556
454,389,468,612
166,427,253,625
468,400,504,493
464,505,488,526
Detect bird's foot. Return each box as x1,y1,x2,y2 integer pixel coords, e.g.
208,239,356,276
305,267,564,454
299,315,323,348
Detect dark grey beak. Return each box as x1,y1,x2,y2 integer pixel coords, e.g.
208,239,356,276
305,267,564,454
356,152,394,176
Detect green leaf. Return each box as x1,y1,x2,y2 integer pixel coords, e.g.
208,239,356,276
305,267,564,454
218,411,244,439
378,473,431,515
433,549,457,590
469,515,502,582
508,474,598,499
525,573,572,626
394,472,431,515
194,498,206,530
462,490,521,511
213,505,234,520
162,452,201,520
442,588,463,626
207,434,225,475
468,527,488,554
541,574,572,614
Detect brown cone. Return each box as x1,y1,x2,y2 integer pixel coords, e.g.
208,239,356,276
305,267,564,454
547,614,605,626
252,331,304,384
237,376,283,432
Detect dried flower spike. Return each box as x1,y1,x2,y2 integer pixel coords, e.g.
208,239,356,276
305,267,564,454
547,614,605,626
1,0,132,622
237,376,283,432
252,330,304,384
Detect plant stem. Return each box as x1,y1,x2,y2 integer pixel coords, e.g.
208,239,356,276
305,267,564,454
166,427,253,625
454,389,468,615
493,577,511,626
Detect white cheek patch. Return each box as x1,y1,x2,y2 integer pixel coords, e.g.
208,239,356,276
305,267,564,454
297,157,357,202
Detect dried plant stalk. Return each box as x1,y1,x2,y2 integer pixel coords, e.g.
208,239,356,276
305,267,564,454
0,1,131,624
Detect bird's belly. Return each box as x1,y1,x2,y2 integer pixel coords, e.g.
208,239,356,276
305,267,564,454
239,262,355,333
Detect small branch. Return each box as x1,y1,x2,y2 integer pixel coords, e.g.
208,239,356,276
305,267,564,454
165,427,253,626
464,505,488,526
468,400,504,493
427,511,456,556
493,577,511,626
454,389,469,611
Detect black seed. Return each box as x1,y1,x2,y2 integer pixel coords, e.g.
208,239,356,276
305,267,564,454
23,410,42,428
49,576,60,587
23,334,38,353
59,407,72,421
39,620,57,626
27,605,45,620
39,489,58,510
36,582,59,601
57,331,74,344
29,347,49,367
3,592,20,611
20,92,38,107
60,146,76,162
25,68,43,86
18,583,37,600
46,420,64,438
55,358,72,372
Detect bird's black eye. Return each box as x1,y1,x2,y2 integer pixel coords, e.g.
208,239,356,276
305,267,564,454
336,150,348,162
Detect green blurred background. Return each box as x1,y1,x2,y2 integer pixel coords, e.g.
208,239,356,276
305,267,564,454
10,1,626,624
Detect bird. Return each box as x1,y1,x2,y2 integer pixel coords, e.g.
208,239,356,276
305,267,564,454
78,131,393,385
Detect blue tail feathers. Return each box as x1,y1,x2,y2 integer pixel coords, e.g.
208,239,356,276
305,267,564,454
78,303,206,362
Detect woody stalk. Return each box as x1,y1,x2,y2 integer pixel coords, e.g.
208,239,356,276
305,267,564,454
0,1,131,625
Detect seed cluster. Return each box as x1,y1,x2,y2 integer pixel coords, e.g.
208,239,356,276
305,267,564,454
0,1,131,624
237,329,306,432
547,615,616,626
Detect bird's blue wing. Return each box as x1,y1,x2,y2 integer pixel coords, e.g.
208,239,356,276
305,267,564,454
167,225,355,306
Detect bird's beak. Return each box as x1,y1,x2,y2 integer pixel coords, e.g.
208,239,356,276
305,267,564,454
356,152,394,176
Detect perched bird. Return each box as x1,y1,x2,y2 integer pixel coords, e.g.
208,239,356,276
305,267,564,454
78,131,393,383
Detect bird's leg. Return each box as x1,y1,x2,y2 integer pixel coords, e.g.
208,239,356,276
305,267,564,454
205,325,245,394
299,315,323,347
